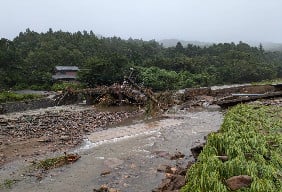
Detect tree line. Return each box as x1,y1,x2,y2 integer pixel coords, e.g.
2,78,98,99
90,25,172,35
1,28,282,91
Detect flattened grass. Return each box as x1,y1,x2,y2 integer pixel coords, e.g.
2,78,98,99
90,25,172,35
181,104,282,192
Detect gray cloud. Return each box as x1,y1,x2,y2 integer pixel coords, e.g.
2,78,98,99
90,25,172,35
1,0,281,43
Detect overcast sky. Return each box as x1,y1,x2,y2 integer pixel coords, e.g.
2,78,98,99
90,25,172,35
1,0,281,43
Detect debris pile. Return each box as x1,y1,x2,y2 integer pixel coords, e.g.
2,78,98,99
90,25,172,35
1,109,139,143
58,84,149,106
250,97,282,106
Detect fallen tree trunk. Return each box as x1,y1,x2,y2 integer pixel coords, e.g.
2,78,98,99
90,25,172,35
216,91,282,108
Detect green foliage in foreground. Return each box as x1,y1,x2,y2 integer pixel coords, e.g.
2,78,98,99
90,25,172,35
181,104,282,192
0,91,42,103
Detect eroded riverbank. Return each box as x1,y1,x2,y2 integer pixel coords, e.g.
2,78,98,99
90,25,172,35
1,106,223,192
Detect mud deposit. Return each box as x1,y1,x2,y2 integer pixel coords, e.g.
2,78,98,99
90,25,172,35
0,106,223,192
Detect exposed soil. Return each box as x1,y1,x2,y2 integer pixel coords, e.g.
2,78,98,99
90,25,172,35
0,105,142,167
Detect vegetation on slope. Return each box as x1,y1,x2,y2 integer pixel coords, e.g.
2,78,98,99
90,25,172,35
1,29,282,91
181,104,282,192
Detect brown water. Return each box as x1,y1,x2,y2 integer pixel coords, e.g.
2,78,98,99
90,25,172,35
1,106,223,192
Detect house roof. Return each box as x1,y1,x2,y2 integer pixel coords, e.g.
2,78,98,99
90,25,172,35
52,74,77,80
55,66,79,71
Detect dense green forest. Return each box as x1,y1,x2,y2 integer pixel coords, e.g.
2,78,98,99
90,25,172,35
1,29,282,91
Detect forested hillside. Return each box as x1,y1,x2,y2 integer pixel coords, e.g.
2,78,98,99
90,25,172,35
1,29,282,91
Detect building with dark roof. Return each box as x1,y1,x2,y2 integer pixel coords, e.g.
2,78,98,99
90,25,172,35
52,66,79,81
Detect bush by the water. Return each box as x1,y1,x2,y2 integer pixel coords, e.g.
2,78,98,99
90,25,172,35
181,104,282,192
0,91,41,103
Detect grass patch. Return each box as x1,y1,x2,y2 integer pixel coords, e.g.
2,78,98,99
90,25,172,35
37,156,67,170
36,153,81,170
0,91,42,103
181,104,282,192
0,179,15,189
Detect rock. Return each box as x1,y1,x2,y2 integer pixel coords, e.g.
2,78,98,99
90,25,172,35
171,175,186,189
93,184,109,192
60,135,70,141
154,174,185,191
37,137,52,142
109,189,119,192
216,155,228,162
170,167,178,174
244,153,253,160
0,121,8,126
93,185,120,192
154,151,171,159
100,170,111,176
157,165,172,173
154,178,171,191
170,151,185,160
123,175,130,179
154,163,191,192
65,153,81,163
226,175,252,191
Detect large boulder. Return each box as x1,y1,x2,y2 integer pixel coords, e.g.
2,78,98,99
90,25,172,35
226,175,252,190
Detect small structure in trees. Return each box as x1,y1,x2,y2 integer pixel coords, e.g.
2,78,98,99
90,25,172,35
52,66,79,82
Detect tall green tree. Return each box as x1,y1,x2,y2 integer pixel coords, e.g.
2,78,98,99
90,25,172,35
78,54,130,87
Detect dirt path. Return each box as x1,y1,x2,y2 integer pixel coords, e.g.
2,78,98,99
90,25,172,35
0,106,223,192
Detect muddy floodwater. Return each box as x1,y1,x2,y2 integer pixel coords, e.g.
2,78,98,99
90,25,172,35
1,106,223,192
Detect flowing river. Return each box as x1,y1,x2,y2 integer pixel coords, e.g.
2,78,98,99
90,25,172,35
2,106,223,192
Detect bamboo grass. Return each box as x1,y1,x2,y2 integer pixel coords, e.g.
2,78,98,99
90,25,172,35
181,104,282,192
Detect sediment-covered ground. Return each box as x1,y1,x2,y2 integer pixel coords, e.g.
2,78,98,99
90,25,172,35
0,104,223,192
0,97,281,191
0,105,142,166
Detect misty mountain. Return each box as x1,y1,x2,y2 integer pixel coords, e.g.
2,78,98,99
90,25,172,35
159,39,282,51
250,42,282,52
158,39,213,48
